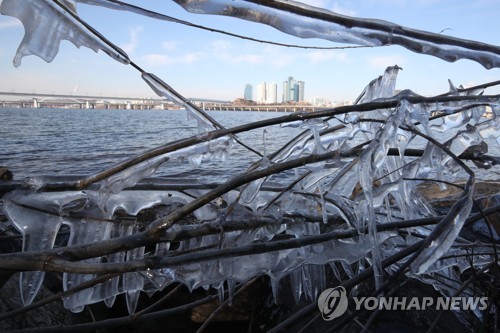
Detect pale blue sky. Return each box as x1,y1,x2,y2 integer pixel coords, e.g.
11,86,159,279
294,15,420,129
0,0,499,102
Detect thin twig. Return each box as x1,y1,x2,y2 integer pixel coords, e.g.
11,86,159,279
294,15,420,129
195,277,259,333
0,273,117,322
5,294,219,333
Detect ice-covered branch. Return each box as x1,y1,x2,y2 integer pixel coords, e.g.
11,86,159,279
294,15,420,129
2,78,498,315
173,0,500,68
78,0,368,50
0,0,499,325
0,212,466,273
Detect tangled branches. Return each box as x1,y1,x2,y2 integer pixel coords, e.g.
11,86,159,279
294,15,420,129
0,1,499,332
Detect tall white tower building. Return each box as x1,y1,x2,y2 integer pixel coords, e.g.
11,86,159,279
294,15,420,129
266,82,277,104
256,82,267,104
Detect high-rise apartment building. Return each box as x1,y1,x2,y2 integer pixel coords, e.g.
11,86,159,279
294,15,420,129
256,82,267,104
244,84,253,101
297,81,305,102
266,82,277,104
282,76,304,102
256,82,277,104
251,77,304,104
282,81,289,103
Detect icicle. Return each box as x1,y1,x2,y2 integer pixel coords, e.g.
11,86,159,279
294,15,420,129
411,192,474,274
355,99,408,289
215,281,225,302
3,190,86,305
355,65,402,105
329,262,344,283
300,118,329,154
226,279,236,304
4,199,61,305
62,216,112,312
103,222,130,308
240,159,270,207
301,266,313,301
304,264,326,301
447,79,460,95
124,245,145,314
262,129,269,158
0,0,129,67
289,269,303,304
140,243,174,294
270,277,281,303
341,261,355,279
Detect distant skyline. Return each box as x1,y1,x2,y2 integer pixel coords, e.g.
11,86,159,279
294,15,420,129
1,1,499,102
246,75,305,104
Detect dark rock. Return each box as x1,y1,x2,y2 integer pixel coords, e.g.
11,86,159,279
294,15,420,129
416,180,500,211
0,168,13,181
462,194,500,242
0,275,91,331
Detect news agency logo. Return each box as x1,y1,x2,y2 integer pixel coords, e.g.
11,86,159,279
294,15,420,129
317,286,349,320
318,287,489,320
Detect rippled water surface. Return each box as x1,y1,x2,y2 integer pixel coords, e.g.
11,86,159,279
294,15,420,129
1,107,498,183
0,108,301,183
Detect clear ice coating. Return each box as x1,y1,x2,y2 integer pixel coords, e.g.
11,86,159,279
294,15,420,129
3,64,497,313
142,73,220,133
4,0,500,69
172,0,500,69
0,0,129,67
0,0,499,325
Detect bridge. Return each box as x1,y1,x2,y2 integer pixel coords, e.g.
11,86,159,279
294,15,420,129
202,104,326,113
0,91,328,113
0,91,231,110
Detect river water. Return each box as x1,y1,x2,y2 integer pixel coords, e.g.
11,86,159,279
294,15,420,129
0,108,302,183
0,107,498,183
